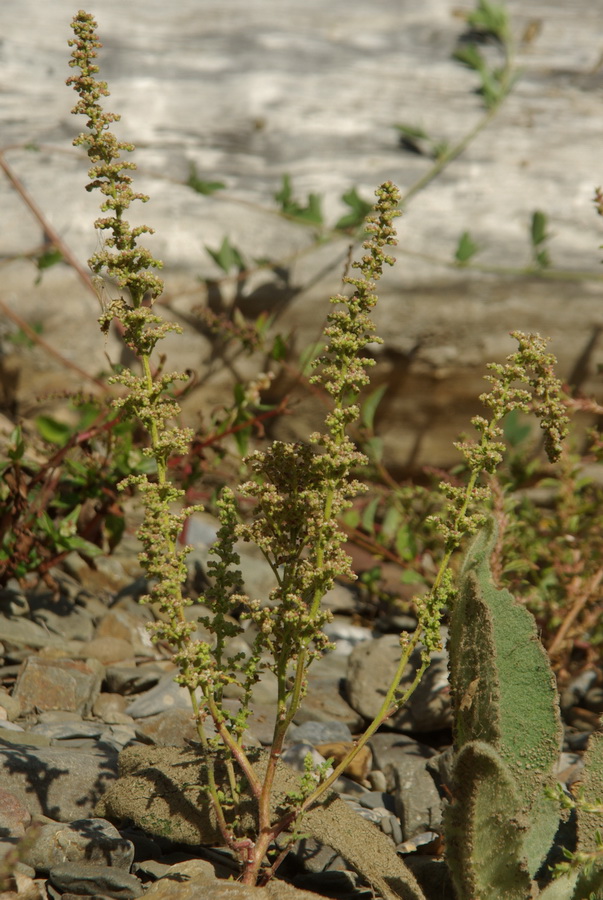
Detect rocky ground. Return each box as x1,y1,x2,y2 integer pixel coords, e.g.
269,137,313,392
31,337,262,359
0,512,600,900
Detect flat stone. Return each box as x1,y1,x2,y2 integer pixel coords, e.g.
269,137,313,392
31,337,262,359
125,674,192,718
31,607,94,643
0,786,31,838
78,637,136,666
29,721,106,741
95,610,155,658
12,656,104,716
287,721,353,745
49,862,143,899
104,665,163,696
293,677,364,731
368,733,438,784
134,709,200,747
92,694,131,723
0,617,66,651
0,744,118,821
388,755,443,841
345,636,451,732
22,818,134,875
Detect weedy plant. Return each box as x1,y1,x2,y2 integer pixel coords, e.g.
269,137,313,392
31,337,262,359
62,11,603,895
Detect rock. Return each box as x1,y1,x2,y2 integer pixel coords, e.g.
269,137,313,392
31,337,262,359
0,617,66,651
48,862,143,899
346,636,451,732
0,689,21,721
134,709,200,747
369,733,438,790
292,677,364,731
404,857,454,900
125,674,192,718
0,744,118,821
322,620,373,656
92,694,131,723
288,837,348,875
30,607,94,643
94,611,154,658
0,787,31,838
78,637,136,666
22,818,134,875
356,791,397,814
287,721,353,745
142,859,327,900
315,742,372,784
0,870,44,899
12,657,104,716
104,665,163,696
29,721,105,741
388,755,443,842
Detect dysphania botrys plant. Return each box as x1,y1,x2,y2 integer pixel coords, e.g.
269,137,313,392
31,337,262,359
65,12,603,896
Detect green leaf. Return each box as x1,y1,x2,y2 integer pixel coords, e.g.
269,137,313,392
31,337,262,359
363,435,383,464
400,569,425,585
381,504,402,544
335,187,372,231
467,0,509,42
361,496,380,535
270,333,288,361
298,341,324,376
503,409,532,447
455,230,480,264
186,163,225,195
8,426,25,461
205,237,245,274
35,415,72,447
233,424,251,457
531,210,549,247
453,44,486,72
275,174,324,226
342,508,360,529
36,248,63,271
394,123,430,142
361,384,388,431
395,523,417,562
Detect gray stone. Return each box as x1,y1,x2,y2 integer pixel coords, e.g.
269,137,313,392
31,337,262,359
293,676,365,731
0,585,30,617
346,636,451,732
31,607,94,643
30,721,106,741
125,674,192,718
322,620,374,656
134,708,200,747
287,720,353,745
357,791,397,813
388,755,443,841
0,786,31,838
49,862,143,899
0,744,118,821
104,665,163,696
369,733,438,792
0,617,66,650
12,656,104,716
22,818,134,875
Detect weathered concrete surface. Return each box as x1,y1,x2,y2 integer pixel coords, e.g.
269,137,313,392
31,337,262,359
2,0,603,468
